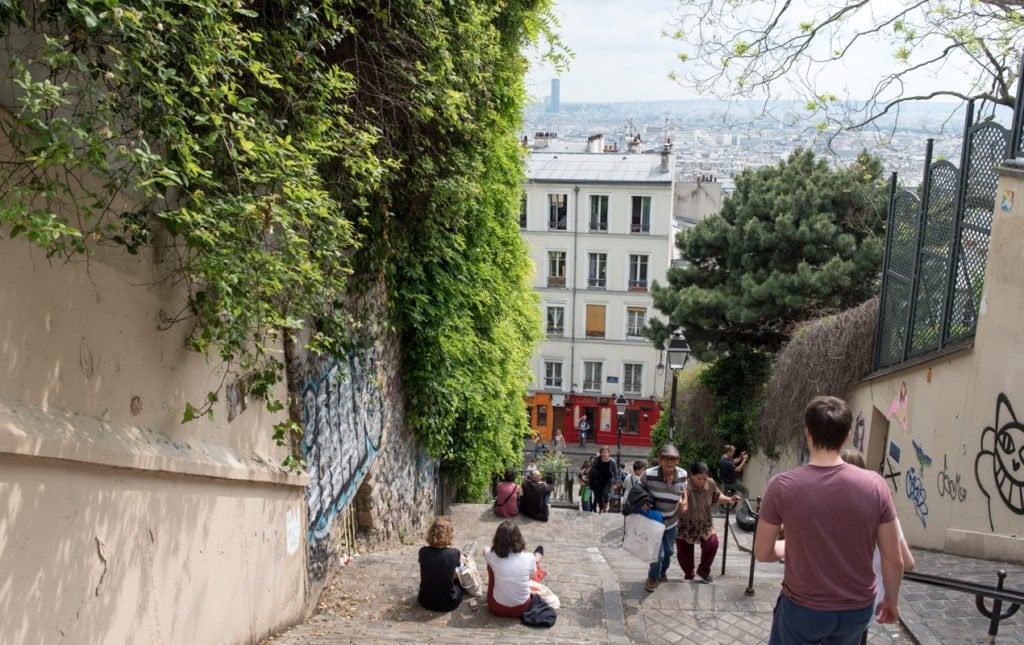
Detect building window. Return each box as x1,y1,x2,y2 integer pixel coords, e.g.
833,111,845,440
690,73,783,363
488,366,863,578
583,361,603,391
537,405,548,427
624,363,643,395
626,307,647,338
625,409,640,435
544,361,563,389
589,195,608,231
585,304,606,338
588,252,607,289
548,193,568,230
519,194,527,229
546,305,565,336
631,196,651,233
628,254,649,291
547,251,566,288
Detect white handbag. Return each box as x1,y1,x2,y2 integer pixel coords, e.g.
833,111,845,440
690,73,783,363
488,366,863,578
622,513,666,562
456,555,484,597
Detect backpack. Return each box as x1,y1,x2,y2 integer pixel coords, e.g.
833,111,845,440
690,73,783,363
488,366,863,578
621,482,655,516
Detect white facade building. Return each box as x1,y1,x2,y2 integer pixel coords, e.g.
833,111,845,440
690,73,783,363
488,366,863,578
520,136,674,444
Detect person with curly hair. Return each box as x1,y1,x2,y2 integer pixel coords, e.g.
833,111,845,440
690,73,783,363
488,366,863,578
483,520,545,617
418,517,464,612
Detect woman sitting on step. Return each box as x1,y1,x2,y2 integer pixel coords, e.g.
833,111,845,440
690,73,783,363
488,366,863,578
483,520,547,617
418,517,464,612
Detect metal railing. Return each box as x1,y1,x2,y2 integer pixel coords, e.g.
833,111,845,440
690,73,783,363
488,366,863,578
488,469,578,505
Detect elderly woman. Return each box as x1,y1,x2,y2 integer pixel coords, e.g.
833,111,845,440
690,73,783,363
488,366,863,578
675,462,739,583
483,520,545,617
418,517,464,612
494,467,521,517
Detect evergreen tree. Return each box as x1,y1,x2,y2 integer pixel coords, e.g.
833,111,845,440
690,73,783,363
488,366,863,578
650,149,887,360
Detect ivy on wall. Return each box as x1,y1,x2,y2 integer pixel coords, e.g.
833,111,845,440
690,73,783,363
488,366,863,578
0,0,562,498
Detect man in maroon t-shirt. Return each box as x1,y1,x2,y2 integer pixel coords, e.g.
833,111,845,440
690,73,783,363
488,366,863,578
755,396,903,645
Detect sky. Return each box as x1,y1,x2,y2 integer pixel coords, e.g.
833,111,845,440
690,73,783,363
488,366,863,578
524,0,978,106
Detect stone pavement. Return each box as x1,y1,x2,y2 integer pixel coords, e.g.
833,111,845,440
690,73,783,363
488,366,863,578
264,504,1024,644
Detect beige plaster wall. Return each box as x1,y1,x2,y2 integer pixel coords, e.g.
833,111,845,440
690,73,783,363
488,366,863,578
743,167,1024,563
1,235,309,642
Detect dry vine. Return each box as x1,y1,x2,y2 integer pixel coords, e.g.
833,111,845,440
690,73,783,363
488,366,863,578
760,297,879,451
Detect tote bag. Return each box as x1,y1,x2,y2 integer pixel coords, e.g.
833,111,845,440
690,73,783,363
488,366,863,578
622,513,665,562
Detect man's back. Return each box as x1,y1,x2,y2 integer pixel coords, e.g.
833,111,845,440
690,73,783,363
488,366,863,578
760,462,895,611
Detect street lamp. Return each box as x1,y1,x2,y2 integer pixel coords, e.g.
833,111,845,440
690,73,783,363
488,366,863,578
665,330,692,441
614,393,628,466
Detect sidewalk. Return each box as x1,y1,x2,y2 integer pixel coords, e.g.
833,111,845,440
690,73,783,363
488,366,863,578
264,504,1024,644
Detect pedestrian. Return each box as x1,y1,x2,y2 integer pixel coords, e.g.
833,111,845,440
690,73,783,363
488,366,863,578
533,430,545,457
483,520,547,618
418,517,464,612
552,429,566,452
577,457,593,512
841,447,916,627
578,415,590,446
719,444,750,498
521,469,554,522
676,461,739,583
641,444,689,592
755,396,903,645
493,467,520,518
622,460,645,496
588,446,619,513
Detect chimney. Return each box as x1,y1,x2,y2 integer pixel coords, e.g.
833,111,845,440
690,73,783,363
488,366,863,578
627,135,642,154
660,141,673,173
586,134,605,153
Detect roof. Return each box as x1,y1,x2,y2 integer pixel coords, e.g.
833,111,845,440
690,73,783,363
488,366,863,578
526,152,673,184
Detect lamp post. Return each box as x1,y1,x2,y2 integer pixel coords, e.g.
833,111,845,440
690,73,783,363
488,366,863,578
614,393,628,467
665,329,692,442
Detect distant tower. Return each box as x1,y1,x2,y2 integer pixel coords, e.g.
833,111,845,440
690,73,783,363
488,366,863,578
548,79,560,113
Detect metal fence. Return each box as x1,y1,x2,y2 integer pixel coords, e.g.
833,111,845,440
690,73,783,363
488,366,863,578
488,469,580,505
874,100,1004,370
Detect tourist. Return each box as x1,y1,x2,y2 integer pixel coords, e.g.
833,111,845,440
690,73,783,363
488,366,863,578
417,517,464,612
641,444,689,592
719,444,749,498
588,446,619,514
521,469,554,521
676,461,739,583
494,467,520,518
841,447,916,624
484,520,546,617
755,396,903,645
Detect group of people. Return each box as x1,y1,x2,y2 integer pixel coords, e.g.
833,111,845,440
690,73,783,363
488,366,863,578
494,467,553,522
418,516,553,621
420,394,913,644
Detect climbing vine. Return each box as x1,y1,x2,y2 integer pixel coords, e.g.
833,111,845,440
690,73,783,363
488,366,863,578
0,0,561,496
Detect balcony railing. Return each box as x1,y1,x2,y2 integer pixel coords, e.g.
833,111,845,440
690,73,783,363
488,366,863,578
587,278,606,289
547,276,565,288
546,325,564,336
628,279,648,291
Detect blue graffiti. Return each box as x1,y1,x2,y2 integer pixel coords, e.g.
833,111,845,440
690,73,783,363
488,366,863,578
906,466,929,528
301,351,385,543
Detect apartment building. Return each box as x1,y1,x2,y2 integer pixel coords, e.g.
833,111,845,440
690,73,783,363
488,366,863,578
522,134,673,449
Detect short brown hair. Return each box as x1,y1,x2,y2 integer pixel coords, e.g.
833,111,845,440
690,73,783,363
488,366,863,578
841,447,867,469
491,520,526,558
426,516,454,548
804,396,852,451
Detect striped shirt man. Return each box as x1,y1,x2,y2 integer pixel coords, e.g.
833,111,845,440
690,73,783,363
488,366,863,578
642,462,688,530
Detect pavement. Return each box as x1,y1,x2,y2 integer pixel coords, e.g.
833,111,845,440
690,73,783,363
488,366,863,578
263,504,1024,644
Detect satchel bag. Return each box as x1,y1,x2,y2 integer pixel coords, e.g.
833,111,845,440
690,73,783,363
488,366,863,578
456,555,484,597
521,593,557,628
622,513,666,562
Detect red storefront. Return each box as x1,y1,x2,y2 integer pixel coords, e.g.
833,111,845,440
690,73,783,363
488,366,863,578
562,394,661,448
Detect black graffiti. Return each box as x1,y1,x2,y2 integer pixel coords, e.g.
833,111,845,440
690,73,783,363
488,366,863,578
975,392,1024,532
883,458,901,494
936,454,968,503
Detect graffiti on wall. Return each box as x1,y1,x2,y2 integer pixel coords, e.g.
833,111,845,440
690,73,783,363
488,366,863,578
912,440,933,473
906,466,929,528
975,393,1024,531
936,454,968,503
301,350,385,546
884,442,902,494
887,381,910,430
853,411,865,452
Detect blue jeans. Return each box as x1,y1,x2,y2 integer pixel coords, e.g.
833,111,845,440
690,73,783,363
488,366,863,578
769,593,873,645
647,525,678,580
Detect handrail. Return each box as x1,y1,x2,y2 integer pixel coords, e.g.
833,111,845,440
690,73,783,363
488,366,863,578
903,569,1023,640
